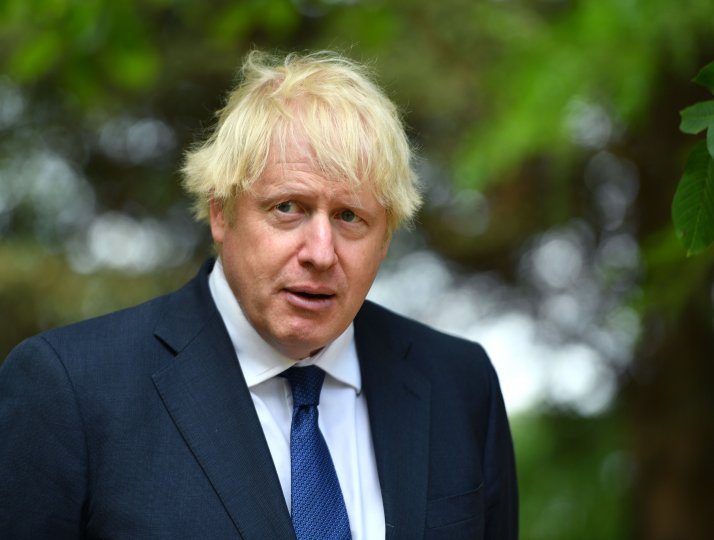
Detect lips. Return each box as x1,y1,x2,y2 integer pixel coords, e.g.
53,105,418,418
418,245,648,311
283,286,337,310
285,284,336,296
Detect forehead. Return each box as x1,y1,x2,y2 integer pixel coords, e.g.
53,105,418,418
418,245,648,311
268,112,376,180
259,131,373,197
254,163,382,213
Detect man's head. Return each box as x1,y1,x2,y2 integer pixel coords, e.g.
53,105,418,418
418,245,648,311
182,50,421,233
182,50,422,359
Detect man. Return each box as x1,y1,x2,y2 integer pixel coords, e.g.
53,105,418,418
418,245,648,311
0,51,517,539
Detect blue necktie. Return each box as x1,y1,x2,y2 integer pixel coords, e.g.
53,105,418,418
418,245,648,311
282,366,351,540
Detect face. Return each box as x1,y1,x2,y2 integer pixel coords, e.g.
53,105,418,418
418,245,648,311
210,134,390,360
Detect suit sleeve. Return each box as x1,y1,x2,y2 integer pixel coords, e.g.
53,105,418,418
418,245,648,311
0,337,88,538
482,360,519,539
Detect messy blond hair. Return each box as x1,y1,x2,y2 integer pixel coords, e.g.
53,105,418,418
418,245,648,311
181,50,421,232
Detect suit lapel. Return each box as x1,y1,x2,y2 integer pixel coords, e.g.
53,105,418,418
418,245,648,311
355,303,431,540
151,262,295,540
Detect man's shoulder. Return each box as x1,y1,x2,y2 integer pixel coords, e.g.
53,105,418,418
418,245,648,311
5,292,172,382
357,300,490,360
356,300,498,399
10,261,213,369
41,291,171,346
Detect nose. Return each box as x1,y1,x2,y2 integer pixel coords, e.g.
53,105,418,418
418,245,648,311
297,214,337,270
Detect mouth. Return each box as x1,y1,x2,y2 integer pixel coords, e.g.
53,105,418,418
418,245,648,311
292,291,334,300
283,287,336,310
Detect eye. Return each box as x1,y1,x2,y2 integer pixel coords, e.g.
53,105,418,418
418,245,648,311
275,201,298,214
337,209,361,223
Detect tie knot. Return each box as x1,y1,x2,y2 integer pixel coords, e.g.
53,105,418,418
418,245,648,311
282,365,326,408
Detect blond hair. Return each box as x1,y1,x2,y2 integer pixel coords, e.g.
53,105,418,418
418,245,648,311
181,50,421,232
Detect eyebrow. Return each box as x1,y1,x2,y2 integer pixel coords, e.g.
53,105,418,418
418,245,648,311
257,180,362,203
253,185,310,205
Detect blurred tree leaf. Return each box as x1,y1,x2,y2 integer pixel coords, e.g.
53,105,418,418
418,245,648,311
672,142,714,256
8,31,62,82
260,0,299,38
210,0,298,47
106,46,159,90
679,101,714,135
693,61,714,93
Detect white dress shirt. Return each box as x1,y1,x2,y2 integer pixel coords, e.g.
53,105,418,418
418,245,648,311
208,259,385,539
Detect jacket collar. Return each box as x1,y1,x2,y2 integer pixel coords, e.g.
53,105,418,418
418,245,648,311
152,259,296,539
355,302,431,540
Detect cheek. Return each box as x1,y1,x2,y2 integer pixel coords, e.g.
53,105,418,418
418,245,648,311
229,234,296,285
342,249,384,289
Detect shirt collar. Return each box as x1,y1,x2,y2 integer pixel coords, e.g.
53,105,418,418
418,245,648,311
208,258,361,393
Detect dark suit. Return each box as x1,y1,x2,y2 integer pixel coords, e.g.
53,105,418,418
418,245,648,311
0,259,517,539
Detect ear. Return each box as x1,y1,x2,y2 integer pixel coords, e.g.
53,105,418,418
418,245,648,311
209,197,227,244
379,232,391,261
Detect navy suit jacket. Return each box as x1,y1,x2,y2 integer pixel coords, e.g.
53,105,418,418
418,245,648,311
0,259,517,539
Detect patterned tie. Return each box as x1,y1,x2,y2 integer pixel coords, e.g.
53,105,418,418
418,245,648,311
282,366,351,540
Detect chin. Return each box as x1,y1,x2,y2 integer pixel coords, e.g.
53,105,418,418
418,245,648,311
280,331,332,359
276,315,347,352
280,342,324,361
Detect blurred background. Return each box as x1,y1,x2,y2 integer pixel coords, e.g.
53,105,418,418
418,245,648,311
1,0,713,537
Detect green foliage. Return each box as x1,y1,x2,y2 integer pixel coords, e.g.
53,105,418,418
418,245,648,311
0,0,302,109
680,101,714,135
512,410,630,540
453,0,714,190
672,143,714,255
673,61,714,255
693,61,714,93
